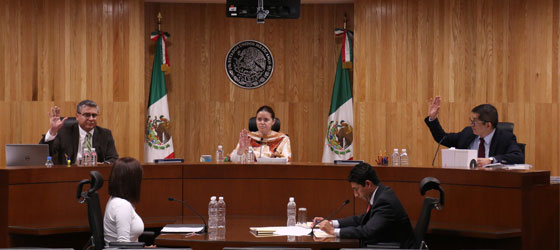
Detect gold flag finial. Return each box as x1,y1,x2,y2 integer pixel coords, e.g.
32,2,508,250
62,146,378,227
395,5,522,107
157,12,163,31
343,14,347,30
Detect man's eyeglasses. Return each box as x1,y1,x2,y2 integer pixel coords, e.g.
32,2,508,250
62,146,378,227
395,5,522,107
79,112,99,118
469,117,485,125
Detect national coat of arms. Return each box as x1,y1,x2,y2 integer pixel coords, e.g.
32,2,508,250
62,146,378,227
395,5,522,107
225,40,274,89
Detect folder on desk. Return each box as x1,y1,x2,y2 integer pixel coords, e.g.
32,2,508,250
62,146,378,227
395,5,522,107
249,226,279,236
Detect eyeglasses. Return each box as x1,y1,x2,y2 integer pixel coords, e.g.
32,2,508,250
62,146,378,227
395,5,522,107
79,112,99,118
469,117,485,125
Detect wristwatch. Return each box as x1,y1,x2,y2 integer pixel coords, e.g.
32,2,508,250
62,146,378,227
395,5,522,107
489,157,495,163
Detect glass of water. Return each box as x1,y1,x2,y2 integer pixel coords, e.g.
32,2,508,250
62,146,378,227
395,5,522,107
297,207,307,225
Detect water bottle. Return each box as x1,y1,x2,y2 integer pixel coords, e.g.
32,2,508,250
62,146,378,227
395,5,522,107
286,197,296,226
391,148,400,166
216,145,224,163
83,149,91,166
400,148,408,166
247,147,255,163
208,196,218,239
45,156,54,168
90,148,97,166
217,196,226,229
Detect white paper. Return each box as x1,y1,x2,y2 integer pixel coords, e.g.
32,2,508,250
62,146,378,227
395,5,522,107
161,226,204,233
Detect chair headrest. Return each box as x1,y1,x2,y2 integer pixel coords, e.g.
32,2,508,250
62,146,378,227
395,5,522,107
248,117,281,132
497,122,514,133
77,171,104,202
420,177,444,207
89,171,104,193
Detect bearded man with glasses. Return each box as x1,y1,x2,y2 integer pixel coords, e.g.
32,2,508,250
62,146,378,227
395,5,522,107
39,99,118,165
424,96,524,167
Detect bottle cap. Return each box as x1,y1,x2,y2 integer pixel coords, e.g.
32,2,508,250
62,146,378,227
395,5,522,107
402,149,406,152
219,196,224,200
289,197,294,202
218,145,223,150
211,196,216,200
394,148,398,152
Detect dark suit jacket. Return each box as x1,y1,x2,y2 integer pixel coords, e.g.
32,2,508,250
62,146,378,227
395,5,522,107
424,117,524,164
337,184,416,249
39,123,118,164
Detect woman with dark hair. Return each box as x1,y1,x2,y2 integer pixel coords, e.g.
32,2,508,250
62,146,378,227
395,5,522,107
103,157,144,243
230,105,292,162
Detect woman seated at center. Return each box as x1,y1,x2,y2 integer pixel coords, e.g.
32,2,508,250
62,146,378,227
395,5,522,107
230,105,292,162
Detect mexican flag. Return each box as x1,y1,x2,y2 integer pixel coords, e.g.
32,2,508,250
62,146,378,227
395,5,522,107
145,31,175,163
322,29,354,163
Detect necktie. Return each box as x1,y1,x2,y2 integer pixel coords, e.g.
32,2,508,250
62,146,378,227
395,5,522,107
478,138,485,158
84,133,92,152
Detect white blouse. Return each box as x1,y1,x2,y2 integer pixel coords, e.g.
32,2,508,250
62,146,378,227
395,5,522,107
103,196,144,244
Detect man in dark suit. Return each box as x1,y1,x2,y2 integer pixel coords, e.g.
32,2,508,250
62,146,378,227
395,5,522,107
313,163,416,249
39,100,118,164
425,96,524,166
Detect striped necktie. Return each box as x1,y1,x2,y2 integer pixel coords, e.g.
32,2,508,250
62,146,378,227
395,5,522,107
84,133,92,152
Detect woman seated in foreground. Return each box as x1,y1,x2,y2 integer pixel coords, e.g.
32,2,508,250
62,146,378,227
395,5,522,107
103,157,144,244
230,105,292,162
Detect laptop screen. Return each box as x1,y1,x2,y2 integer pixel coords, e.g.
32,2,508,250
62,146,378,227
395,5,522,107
5,144,49,167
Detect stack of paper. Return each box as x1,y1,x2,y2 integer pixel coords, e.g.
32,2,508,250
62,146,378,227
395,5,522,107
161,224,204,233
249,226,334,238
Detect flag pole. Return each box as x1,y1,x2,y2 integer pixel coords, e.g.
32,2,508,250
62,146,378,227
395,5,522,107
157,12,162,32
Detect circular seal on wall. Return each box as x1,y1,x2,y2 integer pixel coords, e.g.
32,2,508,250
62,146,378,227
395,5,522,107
225,40,274,89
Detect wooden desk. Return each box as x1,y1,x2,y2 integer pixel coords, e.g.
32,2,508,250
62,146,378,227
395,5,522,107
155,216,359,250
0,163,557,250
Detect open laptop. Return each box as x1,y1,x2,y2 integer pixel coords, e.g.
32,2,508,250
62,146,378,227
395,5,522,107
5,144,49,166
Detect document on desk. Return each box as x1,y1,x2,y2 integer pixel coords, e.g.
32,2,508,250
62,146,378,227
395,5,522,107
161,224,204,233
249,226,334,237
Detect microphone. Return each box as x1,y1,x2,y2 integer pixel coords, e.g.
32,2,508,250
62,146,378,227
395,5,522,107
168,197,207,233
310,199,350,235
431,135,447,166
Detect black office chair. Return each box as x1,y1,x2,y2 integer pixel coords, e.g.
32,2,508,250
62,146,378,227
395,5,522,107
414,177,444,249
77,171,146,250
497,122,526,158
248,117,281,132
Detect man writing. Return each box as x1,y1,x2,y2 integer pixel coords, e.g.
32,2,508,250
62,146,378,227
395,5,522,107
425,96,524,167
39,100,118,164
313,163,416,249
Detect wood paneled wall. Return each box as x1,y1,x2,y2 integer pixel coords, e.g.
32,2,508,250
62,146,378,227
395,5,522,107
1,0,558,177
0,0,145,166
354,0,560,175
144,3,354,162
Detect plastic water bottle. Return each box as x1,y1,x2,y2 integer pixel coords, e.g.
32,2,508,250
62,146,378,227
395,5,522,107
216,145,224,163
217,197,226,229
45,156,54,168
247,147,255,163
391,148,400,166
208,196,217,239
90,148,97,166
83,149,91,166
400,149,408,166
287,197,296,226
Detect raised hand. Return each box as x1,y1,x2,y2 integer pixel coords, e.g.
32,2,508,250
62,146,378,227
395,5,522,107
48,106,67,135
237,129,250,155
428,96,441,120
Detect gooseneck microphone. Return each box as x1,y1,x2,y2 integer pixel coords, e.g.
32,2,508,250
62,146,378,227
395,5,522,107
168,197,208,233
310,199,350,236
431,135,447,166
